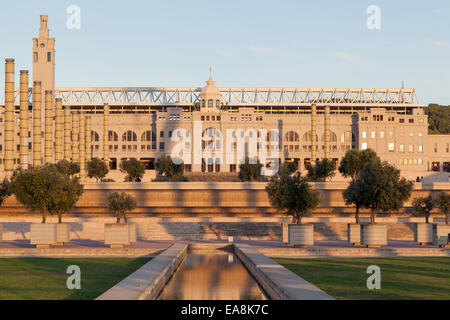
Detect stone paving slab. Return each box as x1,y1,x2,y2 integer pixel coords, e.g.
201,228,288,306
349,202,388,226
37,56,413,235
96,243,188,300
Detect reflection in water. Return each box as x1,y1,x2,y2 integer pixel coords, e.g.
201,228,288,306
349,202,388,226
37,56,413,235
158,250,267,300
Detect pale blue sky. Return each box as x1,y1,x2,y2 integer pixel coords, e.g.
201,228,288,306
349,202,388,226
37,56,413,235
1,0,450,104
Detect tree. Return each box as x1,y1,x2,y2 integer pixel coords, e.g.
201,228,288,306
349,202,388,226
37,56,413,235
239,157,264,182
434,192,450,224
343,179,365,224
357,160,413,223
11,165,83,224
306,158,336,182
53,160,80,177
412,196,434,224
156,155,184,180
46,173,84,223
278,162,298,176
87,158,109,182
339,149,379,181
0,179,12,207
106,192,137,223
426,104,450,134
120,158,145,182
266,172,320,224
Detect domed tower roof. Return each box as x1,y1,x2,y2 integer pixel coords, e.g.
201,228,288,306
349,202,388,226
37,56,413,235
200,68,221,98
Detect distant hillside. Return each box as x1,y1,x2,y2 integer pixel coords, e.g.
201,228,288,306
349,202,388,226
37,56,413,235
426,104,450,134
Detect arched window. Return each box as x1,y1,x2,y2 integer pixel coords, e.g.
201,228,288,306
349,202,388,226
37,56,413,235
202,128,221,151
141,130,155,142
340,131,356,152
91,131,100,142
302,131,318,143
284,131,300,152
108,131,118,142
321,131,338,142
285,131,299,143
122,131,137,142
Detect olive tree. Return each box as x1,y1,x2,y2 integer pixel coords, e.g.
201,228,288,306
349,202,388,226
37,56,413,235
120,158,145,182
306,158,336,182
357,160,413,223
339,149,379,181
11,166,83,224
87,158,109,182
107,191,137,223
0,179,12,207
239,157,264,182
53,160,80,178
412,196,434,224
156,155,184,180
434,192,450,224
266,172,320,224
343,179,365,224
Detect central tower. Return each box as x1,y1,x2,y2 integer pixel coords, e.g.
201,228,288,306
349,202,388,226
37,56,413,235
32,15,55,94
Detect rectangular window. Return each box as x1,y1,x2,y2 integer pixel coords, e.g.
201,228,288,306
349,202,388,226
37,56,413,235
185,164,192,172
380,132,384,139
388,143,395,152
408,145,414,153
400,144,404,153
371,131,376,139
160,142,165,150
418,145,423,153
399,119,405,123
361,142,368,150
160,131,164,138
362,132,367,139
34,52,38,62
409,119,414,123
47,52,51,62
230,164,236,173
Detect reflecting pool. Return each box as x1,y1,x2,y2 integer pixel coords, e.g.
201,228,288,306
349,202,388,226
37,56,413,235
158,248,267,300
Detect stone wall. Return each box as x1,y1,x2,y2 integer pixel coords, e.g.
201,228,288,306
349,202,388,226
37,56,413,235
1,182,448,215
0,216,446,242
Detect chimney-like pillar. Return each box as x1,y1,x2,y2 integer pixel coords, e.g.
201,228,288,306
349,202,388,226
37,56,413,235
324,105,330,159
79,113,86,180
103,104,109,163
44,90,53,164
4,59,15,172
86,115,92,163
54,98,63,162
20,70,29,169
311,104,317,163
32,81,42,167
72,112,80,164
64,106,71,161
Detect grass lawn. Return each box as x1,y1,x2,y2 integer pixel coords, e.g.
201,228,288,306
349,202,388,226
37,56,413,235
0,258,151,300
275,257,450,300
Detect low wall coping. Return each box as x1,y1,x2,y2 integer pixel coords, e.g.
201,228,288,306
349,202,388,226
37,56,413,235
81,181,450,191
234,243,334,300
96,243,188,300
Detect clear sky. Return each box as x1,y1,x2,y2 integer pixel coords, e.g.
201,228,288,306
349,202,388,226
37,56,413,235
1,0,449,105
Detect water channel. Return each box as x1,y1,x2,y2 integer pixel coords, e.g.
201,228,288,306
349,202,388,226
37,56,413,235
157,246,268,300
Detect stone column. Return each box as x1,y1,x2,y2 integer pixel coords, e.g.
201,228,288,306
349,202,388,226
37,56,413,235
20,70,29,169
54,98,63,162
72,112,80,164
4,59,15,172
32,81,42,167
311,104,317,163
79,113,86,180
86,116,92,163
64,106,71,161
44,90,53,164
103,104,109,162
324,105,330,159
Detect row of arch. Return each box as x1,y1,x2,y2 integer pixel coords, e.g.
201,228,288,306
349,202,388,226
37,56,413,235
91,130,157,143
284,131,355,144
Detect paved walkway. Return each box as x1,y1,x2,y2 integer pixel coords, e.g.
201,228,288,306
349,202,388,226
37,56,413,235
0,239,445,250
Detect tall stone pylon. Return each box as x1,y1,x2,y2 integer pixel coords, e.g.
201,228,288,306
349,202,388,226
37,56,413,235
86,116,92,163
4,59,15,172
72,112,80,164
311,104,317,163
64,106,72,161
103,104,109,163
324,105,330,159
55,98,63,162
20,70,29,169
79,113,86,181
44,90,53,164
33,81,42,167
